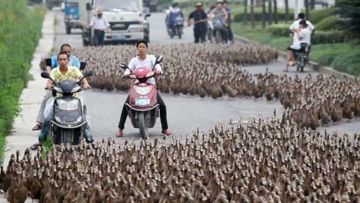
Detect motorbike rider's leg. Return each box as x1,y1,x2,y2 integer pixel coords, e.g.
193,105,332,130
285,49,295,72
31,106,54,150
227,25,234,43
221,28,228,43
116,97,130,137
84,123,94,143
157,93,170,136
33,90,52,131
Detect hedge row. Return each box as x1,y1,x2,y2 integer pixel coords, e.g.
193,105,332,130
233,11,294,22
309,7,336,24
267,24,346,44
0,0,44,159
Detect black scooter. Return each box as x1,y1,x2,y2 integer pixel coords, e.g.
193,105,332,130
41,70,92,145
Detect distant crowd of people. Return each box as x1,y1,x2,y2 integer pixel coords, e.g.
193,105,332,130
166,0,233,44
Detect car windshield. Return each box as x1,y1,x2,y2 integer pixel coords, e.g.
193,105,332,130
95,0,140,12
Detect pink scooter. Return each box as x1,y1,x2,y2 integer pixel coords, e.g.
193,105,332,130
119,56,163,139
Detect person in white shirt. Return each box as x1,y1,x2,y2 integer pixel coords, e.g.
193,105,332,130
289,12,315,32
285,20,311,72
116,40,171,137
289,12,315,53
90,9,110,46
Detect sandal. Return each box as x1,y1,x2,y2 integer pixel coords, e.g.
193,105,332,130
32,123,42,131
162,129,171,136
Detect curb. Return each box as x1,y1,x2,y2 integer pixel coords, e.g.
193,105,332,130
2,11,55,168
234,35,358,80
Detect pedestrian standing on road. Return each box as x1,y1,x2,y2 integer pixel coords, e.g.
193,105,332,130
90,9,110,46
188,2,208,43
206,3,216,42
32,43,81,131
223,0,233,43
209,0,228,43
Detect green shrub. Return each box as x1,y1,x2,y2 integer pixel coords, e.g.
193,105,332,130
315,15,339,31
311,30,345,44
0,0,44,159
233,12,294,23
333,53,360,76
267,24,290,37
309,7,336,24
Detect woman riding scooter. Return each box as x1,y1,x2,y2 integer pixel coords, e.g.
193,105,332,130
116,40,171,137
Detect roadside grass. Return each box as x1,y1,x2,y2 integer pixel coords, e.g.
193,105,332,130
0,1,45,160
233,22,360,76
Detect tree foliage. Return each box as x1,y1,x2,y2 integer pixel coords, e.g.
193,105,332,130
336,0,360,36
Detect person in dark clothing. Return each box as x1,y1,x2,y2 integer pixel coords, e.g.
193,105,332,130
223,0,233,43
116,40,170,137
188,2,208,43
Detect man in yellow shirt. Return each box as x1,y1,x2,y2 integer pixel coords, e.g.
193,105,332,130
31,51,93,150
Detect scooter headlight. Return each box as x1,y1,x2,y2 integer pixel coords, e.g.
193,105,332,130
56,99,79,111
134,86,151,95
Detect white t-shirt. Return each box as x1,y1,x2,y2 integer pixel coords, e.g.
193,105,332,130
124,55,162,85
289,19,315,32
290,27,311,50
90,16,110,30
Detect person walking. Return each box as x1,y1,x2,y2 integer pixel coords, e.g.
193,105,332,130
223,0,233,43
188,2,208,43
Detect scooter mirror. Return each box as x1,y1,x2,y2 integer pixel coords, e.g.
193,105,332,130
155,55,163,64
41,72,50,79
80,62,87,70
84,71,93,77
119,63,128,70
45,58,52,67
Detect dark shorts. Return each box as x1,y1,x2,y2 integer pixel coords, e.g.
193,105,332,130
287,46,305,53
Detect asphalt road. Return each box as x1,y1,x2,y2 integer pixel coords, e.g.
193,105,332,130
51,9,360,141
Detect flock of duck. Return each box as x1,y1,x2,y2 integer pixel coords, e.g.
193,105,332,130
12,43,358,202
74,43,360,129
2,118,360,202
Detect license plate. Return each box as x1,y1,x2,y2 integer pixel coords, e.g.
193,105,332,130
135,98,150,106
112,24,125,29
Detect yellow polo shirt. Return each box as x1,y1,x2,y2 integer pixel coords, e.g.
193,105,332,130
50,66,83,83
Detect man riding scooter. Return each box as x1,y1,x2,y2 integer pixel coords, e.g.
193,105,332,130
166,2,184,38
116,40,171,137
285,20,311,72
31,51,93,150
32,43,81,131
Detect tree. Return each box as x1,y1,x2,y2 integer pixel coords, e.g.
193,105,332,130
262,0,266,28
284,0,289,23
244,0,248,25
268,0,273,25
250,0,255,28
304,0,310,19
310,0,315,10
336,0,360,37
273,0,278,24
